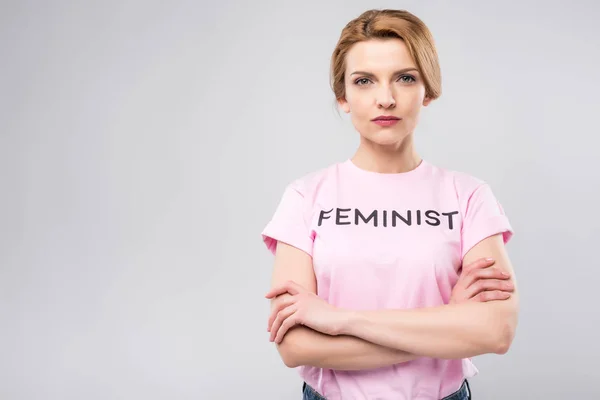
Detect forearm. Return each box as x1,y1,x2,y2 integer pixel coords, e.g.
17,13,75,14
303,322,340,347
278,325,420,370
340,299,518,359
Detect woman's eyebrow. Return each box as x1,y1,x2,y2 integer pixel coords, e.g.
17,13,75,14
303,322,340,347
349,67,419,77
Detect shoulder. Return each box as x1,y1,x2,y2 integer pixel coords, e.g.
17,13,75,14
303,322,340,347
428,162,510,226
428,161,489,197
286,160,344,196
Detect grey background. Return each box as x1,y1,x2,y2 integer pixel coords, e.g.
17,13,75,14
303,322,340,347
1,0,599,399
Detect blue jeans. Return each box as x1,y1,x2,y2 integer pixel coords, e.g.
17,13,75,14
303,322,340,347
302,379,472,400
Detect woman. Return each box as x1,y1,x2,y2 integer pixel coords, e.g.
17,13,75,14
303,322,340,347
261,9,519,400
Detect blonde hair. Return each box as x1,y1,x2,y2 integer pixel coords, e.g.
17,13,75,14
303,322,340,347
330,9,441,105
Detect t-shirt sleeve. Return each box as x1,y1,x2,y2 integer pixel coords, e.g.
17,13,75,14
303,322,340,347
461,183,514,260
261,181,314,257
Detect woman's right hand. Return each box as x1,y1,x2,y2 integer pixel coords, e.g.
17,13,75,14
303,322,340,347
449,257,514,304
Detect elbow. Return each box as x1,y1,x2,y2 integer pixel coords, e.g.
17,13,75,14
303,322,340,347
276,326,312,368
279,346,299,368
494,324,516,354
493,309,519,355
276,336,301,368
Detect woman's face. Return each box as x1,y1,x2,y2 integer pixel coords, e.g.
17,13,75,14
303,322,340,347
338,38,431,148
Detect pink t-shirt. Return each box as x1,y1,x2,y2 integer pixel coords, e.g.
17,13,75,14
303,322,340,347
261,158,513,400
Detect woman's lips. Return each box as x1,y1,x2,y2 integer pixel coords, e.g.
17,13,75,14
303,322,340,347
373,119,400,127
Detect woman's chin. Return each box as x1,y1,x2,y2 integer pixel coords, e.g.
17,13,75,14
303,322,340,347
365,132,408,147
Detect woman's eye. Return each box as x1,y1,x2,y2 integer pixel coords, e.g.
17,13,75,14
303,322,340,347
399,75,416,83
354,76,416,86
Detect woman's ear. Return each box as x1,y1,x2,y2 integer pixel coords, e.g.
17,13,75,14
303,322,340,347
337,97,350,113
422,96,432,107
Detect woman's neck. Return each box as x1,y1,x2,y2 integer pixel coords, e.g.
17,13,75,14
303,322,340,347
351,136,422,174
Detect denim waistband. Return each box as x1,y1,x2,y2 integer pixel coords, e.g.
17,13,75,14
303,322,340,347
301,382,326,400
441,379,471,400
302,379,471,400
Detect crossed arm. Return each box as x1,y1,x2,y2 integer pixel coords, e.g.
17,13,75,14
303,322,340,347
268,234,519,369
269,243,419,370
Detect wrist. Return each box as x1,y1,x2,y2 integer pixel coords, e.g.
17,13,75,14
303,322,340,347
336,309,361,336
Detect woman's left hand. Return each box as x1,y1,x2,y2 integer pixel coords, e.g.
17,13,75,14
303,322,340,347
265,280,347,343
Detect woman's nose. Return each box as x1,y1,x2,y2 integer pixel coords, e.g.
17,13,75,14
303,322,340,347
376,88,396,108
